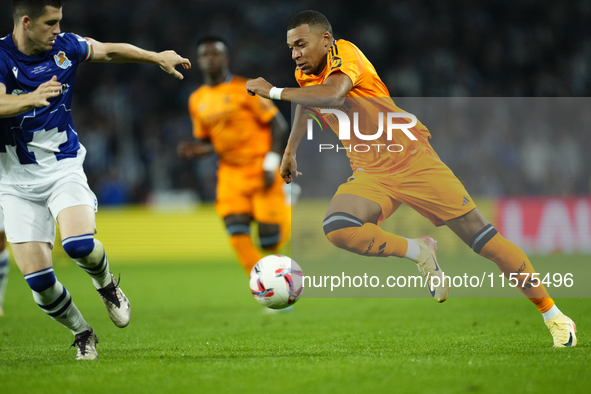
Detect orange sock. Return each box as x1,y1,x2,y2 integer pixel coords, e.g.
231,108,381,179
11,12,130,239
262,212,292,252
278,211,292,250
325,222,409,257
229,234,263,275
479,232,555,313
529,297,555,313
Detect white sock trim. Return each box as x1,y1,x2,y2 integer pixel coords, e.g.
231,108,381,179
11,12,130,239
403,238,421,260
542,304,560,321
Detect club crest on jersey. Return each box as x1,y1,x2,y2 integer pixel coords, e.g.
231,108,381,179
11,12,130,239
330,56,342,70
54,51,72,69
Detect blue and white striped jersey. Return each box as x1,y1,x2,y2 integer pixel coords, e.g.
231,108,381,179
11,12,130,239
0,32,92,184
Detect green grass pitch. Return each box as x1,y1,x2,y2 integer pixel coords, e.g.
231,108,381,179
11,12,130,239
0,256,589,394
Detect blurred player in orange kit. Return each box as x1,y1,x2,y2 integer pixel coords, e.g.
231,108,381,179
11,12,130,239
246,10,577,347
179,37,290,275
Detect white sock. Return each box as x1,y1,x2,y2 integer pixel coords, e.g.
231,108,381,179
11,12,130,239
542,305,560,321
75,239,112,289
403,238,421,260
32,281,91,335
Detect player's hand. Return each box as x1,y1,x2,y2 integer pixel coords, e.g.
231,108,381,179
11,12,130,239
158,50,191,80
280,152,302,184
30,76,61,107
177,141,194,158
263,170,275,189
246,77,273,99
177,141,212,158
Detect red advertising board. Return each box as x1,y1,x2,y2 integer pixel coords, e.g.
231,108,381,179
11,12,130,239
494,197,591,254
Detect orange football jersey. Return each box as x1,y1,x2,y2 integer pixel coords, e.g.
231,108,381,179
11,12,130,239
189,75,278,166
295,40,435,173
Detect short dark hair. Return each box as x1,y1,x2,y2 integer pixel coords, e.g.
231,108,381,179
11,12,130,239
287,10,332,36
11,0,64,22
196,36,228,49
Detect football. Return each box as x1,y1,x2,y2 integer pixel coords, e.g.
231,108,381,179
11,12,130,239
249,255,303,309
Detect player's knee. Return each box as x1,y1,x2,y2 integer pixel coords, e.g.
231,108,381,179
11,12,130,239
25,268,56,292
323,212,364,251
469,224,499,255
258,223,281,251
62,234,95,259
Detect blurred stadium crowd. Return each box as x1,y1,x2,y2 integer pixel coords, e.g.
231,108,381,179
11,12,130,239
2,0,590,203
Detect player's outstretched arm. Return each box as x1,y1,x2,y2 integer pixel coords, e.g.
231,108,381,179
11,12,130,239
177,139,214,158
280,105,307,184
87,38,191,80
0,77,62,118
263,112,289,188
269,112,289,155
246,72,352,108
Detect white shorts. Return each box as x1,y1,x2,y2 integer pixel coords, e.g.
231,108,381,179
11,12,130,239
0,171,97,247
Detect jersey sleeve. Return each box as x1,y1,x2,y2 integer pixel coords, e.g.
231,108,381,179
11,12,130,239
62,33,93,62
188,92,210,139
246,94,278,124
325,41,365,87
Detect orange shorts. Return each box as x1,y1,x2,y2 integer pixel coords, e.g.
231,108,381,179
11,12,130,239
334,147,477,226
216,160,289,225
